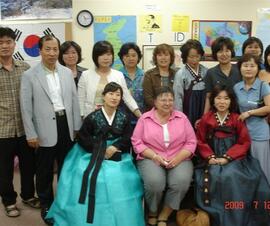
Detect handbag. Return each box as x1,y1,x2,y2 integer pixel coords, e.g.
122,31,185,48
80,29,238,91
176,208,210,226
257,81,265,108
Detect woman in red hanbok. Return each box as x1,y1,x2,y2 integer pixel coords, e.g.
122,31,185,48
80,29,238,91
195,85,270,226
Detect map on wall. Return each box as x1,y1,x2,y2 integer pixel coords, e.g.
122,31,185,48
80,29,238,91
256,8,270,51
192,20,252,60
94,15,136,69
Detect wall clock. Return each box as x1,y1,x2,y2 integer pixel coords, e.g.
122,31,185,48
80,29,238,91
77,10,94,28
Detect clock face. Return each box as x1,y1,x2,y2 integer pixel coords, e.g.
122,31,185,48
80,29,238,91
77,10,94,27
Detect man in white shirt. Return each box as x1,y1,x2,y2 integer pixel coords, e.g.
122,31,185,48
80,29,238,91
20,35,81,225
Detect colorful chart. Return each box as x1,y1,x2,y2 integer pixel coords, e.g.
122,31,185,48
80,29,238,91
192,20,252,59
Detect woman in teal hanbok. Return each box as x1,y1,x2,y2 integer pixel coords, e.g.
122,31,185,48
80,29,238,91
47,82,145,226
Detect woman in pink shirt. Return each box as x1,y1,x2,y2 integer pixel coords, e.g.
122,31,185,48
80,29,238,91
132,86,197,226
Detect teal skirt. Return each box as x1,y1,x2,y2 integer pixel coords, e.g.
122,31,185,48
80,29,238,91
47,144,145,226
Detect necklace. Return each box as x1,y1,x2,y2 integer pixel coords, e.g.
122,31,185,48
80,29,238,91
215,112,230,126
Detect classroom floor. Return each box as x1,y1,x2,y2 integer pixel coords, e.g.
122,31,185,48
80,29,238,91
0,169,46,226
0,169,177,226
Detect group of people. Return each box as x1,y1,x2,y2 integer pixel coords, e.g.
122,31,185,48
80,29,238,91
1,24,270,226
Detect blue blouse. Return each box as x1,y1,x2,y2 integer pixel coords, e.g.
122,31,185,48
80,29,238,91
119,66,144,124
234,78,270,140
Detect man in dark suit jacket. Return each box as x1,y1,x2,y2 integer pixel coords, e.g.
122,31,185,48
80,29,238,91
20,35,81,225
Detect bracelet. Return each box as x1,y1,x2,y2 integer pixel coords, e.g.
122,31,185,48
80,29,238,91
222,154,233,161
207,154,216,160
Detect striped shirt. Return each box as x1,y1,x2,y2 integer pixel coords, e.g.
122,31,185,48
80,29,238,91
0,60,30,138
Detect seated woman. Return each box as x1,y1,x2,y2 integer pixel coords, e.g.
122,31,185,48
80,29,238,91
195,85,270,226
47,82,145,226
132,87,197,226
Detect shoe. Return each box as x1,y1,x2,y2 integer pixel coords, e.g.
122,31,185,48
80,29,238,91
147,214,157,226
157,219,167,226
41,207,54,226
5,204,20,217
22,197,40,209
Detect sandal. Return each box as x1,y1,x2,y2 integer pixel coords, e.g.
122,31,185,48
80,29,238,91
22,197,40,208
5,204,20,217
157,219,167,226
147,214,158,226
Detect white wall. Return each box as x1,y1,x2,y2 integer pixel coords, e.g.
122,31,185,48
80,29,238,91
1,0,270,69
72,0,270,69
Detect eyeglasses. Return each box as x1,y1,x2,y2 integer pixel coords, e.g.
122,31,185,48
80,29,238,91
157,98,174,103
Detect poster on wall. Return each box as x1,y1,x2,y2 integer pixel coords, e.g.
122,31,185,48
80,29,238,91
171,15,189,33
94,15,137,70
142,45,182,71
7,23,65,65
141,15,189,46
192,20,252,60
139,14,162,32
256,8,270,51
0,0,72,20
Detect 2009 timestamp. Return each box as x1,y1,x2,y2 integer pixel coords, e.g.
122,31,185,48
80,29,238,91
224,201,270,209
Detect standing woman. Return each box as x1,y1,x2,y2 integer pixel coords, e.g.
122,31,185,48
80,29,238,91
259,45,270,83
143,43,176,111
59,41,87,87
78,40,141,118
234,54,270,184
204,37,241,113
118,42,144,125
242,36,264,69
173,39,207,127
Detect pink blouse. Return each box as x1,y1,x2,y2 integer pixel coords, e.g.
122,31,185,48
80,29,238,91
132,108,197,160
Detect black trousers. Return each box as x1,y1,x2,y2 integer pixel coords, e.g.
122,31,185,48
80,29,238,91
36,114,73,208
0,135,36,206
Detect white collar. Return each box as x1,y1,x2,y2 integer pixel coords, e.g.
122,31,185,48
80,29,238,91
101,107,116,126
216,112,229,126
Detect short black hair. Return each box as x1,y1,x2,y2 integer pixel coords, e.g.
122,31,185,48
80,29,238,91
0,27,16,40
242,36,263,57
118,42,142,64
92,41,114,68
211,37,235,61
38,35,60,50
59,41,82,65
264,45,270,72
180,39,205,64
102,82,123,98
237,53,261,76
209,85,237,112
153,86,174,100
